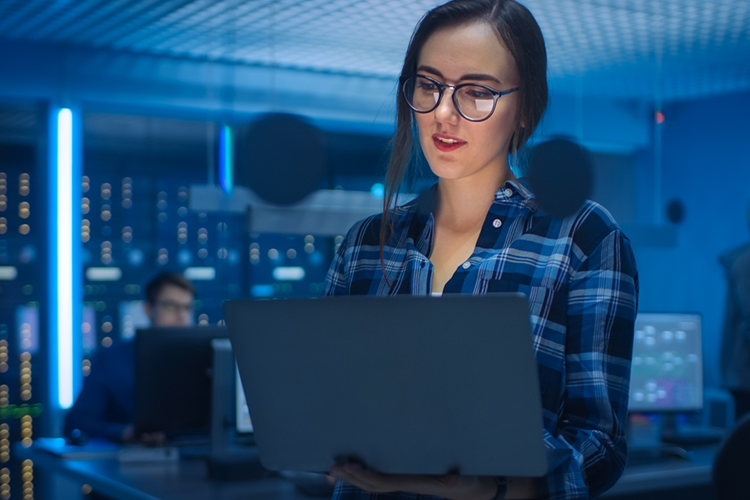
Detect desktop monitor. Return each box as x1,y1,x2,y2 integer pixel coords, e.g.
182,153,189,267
134,326,227,438
628,312,703,413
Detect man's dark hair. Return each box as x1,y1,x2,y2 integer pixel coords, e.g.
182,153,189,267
145,272,196,304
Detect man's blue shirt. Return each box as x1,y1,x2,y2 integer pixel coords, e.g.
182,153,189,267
64,340,134,442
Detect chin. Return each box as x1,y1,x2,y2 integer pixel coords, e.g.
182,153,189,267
427,160,469,180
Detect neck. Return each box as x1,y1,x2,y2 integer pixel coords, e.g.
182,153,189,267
435,165,516,230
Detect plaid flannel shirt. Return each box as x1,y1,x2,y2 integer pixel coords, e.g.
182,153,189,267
322,178,639,500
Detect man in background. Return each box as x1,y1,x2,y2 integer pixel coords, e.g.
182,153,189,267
64,272,196,442
720,203,750,422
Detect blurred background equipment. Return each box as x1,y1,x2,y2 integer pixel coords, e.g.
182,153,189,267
629,313,704,416
527,138,594,218
666,199,686,224
235,114,328,206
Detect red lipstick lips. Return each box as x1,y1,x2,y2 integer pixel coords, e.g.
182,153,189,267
432,133,466,152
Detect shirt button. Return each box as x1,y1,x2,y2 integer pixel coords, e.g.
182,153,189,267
420,261,425,268
461,261,471,269
492,219,502,228
504,188,513,198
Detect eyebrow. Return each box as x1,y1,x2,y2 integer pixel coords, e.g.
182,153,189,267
416,65,503,85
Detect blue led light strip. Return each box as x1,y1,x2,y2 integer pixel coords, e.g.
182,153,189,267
55,108,74,409
219,125,234,193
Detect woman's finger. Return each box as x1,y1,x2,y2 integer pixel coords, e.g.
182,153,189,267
331,463,477,498
330,465,389,492
438,473,462,489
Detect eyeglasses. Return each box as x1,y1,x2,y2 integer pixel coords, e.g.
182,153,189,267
154,300,194,313
400,74,519,122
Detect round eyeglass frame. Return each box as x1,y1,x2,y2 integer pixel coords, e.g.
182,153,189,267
400,74,520,122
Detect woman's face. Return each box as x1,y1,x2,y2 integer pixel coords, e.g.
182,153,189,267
414,21,521,183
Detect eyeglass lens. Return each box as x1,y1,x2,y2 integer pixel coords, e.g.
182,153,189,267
403,76,496,120
156,300,193,313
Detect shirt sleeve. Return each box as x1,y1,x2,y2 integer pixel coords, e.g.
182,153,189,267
63,352,128,443
323,214,378,297
533,228,639,500
322,231,350,297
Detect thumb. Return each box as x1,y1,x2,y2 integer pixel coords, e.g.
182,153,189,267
440,473,462,488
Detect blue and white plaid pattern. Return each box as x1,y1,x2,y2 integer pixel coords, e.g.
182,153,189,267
322,179,639,500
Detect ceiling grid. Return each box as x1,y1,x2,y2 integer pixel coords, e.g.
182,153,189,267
0,0,747,100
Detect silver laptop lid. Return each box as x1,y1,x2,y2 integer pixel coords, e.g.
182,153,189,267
224,293,548,476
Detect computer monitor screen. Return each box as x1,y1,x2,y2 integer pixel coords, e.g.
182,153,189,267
629,313,703,412
236,368,254,433
119,300,150,340
134,326,227,437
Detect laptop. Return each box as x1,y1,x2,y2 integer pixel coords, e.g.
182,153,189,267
224,294,569,476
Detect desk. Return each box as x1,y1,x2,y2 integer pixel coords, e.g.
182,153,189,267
15,443,717,500
13,443,311,500
602,446,716,499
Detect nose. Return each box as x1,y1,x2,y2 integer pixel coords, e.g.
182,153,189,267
433,87,460,124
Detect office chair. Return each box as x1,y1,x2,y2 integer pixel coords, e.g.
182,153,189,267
713,412,750,499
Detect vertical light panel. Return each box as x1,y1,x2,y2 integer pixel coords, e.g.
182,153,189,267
219,125,234,193
56,108,74,409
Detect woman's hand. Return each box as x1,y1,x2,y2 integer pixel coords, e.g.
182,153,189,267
329,464,497,500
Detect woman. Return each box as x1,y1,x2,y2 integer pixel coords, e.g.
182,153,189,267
324,1,638,499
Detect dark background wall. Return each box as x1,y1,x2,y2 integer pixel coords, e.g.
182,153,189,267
633,89,750,388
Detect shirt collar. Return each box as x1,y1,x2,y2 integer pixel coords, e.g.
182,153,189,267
412,177,536,211
403,177,537,245
499,177,536,202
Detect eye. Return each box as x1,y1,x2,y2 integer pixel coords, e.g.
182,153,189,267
464,87,494,99
418,81,439,91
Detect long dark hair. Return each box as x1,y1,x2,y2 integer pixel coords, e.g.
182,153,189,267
379,0,548,283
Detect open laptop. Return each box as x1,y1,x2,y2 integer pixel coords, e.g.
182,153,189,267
224,294,569,476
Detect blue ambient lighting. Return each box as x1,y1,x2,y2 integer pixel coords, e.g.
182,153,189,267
56,108,74,409
184,267,216,281
272,266,306,281
85,267,123,281
371,183,384,199
219,125,234,193
251,284,275,297
0,266,18,280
